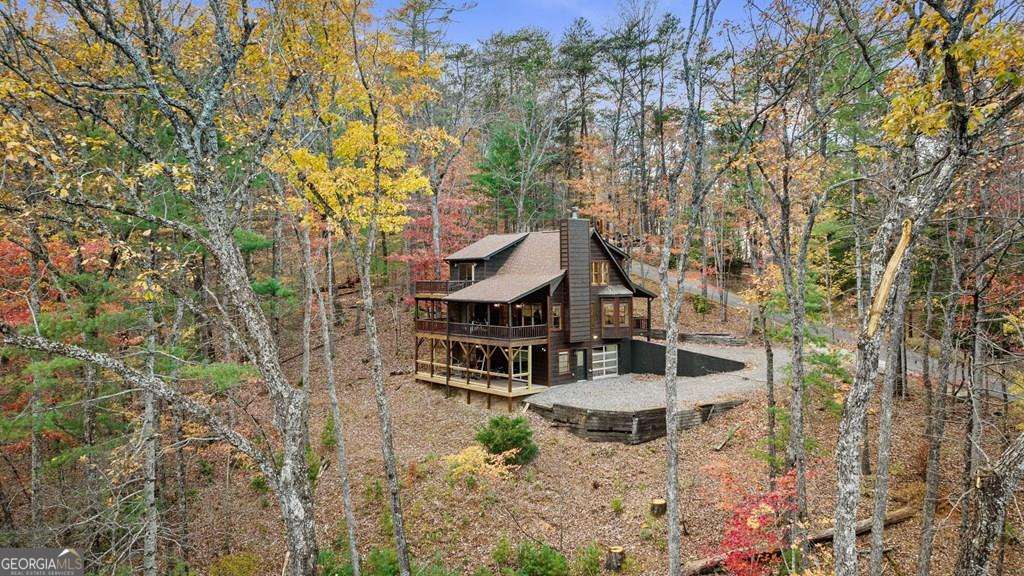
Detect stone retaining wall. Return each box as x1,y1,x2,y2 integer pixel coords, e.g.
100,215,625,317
530,398,746,444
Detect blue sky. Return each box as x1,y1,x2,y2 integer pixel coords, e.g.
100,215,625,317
373,0,754,46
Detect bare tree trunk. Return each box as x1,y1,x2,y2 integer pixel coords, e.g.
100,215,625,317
300,226,315,389
968,292,985,477
954,432,1024,576
354,260,412,576
835,217,921,576
172,404,188,561
918,263,957,576
143,248,159,576
761,306,777,481
714,206,728,323
430,189,442,280
27,254,42,544
315,230,362,576
272,201,284,339
869,275,910,576
205,217,319,576
852,178,873,477
326,229,342,325
659,179,708,576
785,289,809,546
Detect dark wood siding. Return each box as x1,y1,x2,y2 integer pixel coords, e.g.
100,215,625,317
589,235,630,293
446,245,516,282
547,282,576,385
589,234,632,342
562,219,591,343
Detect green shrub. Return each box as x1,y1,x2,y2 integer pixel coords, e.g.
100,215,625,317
168,559,198,576
307,448,322,489
318,550,354,576
690,294,712,314
516,542,568,576
416,558,460,576
197,458,214,482
322,415,338,451
610,497,624,515
209,552,258,576
475,416,538,465
570,543,601,576
366,548,399,576
378,501,394,540
251,277,294,298
249,475,269,495
317,547,456,576
492,536,515,568
234,229,274,254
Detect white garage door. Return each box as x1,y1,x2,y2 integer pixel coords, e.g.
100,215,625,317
592,344,619,378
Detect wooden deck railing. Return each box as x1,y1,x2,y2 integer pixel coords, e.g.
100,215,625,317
414,319,448,334
601,325,630,339
414,279,475,295
632,316,650,331
414,319,547,341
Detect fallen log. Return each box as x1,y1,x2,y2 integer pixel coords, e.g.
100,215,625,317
681,506,916,575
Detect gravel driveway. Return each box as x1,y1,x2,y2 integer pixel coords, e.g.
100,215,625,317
527,343,791,412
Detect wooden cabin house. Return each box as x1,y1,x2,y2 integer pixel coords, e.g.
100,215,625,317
413,218,656,405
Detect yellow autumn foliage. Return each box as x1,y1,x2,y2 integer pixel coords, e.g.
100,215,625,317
882,0,1023,143
443,445,517,483
272,0,443,236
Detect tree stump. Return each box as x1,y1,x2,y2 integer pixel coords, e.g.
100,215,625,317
650,498,667,517
605,547,625,572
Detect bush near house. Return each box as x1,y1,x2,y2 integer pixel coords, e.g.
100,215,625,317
475,416,539,465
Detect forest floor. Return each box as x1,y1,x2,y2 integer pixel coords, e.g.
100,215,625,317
184,288,1021,576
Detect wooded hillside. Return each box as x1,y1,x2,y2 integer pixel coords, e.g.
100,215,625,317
0,0,1022,575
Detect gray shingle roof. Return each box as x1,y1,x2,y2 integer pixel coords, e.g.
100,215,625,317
445,232,528,261
595,285,634,297
441,226,653,303
444,271,564,303
445,231,563,303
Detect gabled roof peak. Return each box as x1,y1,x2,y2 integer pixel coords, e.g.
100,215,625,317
446,232,528,261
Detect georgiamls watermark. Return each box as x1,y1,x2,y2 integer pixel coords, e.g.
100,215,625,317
0,549,83,576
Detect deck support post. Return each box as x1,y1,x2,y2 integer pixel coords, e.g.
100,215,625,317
445,337,451,396
546,292,553,387
414,336,419,376
430,338,435,377
647,297,652,341
485,347,492,389
462,342,470,387
508,344,513,395
527,345,532,387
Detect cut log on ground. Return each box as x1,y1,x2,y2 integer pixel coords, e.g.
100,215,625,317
681,506,916,575
650,498,667,517
605,546,625,572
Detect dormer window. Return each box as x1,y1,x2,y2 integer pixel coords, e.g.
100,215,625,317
591,261,609,285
